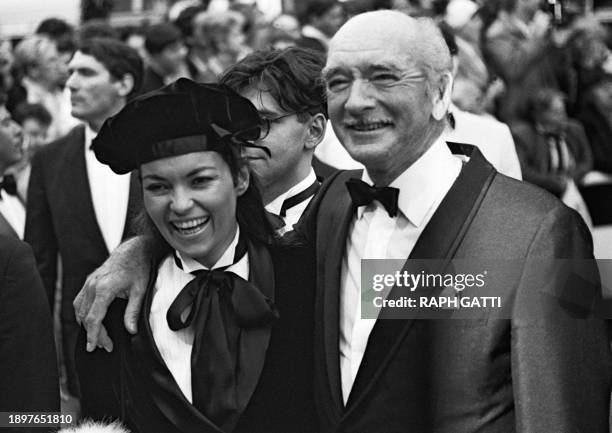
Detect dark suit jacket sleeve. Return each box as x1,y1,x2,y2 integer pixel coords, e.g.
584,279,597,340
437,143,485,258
0,237,59,418
511,205,611,432
24,149,58,310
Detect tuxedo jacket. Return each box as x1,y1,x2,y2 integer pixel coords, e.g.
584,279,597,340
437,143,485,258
76,240,316,433
299,144,611,433
0,236,59,431
24,124,142,395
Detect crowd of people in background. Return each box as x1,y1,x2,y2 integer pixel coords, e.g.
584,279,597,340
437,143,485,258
0,0,611,430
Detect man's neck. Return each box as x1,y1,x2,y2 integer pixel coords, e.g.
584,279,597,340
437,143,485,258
86,102,126,133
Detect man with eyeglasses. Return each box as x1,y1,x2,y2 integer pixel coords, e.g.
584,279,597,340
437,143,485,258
219,47,327,235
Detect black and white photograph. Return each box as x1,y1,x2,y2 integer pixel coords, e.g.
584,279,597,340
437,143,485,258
0,0,611,431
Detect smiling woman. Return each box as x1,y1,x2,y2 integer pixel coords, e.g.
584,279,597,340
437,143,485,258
75,78,317,433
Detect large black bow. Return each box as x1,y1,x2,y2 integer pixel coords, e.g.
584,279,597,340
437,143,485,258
345,178,399,217
166,256,278,430
166,268,277,331
0,175,17,198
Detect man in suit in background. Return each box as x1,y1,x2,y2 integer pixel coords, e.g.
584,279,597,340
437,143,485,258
25,37,143,402
219,47,328,235
0,235,59,432
74,11,611,432
140,23,189,94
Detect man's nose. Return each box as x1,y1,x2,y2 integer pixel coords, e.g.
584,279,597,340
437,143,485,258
66,72,78,91
344,79,375,114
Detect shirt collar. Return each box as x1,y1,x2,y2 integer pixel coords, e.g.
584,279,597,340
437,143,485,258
175,225,243,273
265,169,317,215
84,124,97,152
358,137,462,227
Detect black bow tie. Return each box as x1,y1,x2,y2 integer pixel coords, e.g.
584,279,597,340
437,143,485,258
0,175,17,198
346,178,399,217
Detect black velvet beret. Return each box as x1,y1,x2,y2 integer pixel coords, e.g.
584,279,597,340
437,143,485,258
93,78,261,174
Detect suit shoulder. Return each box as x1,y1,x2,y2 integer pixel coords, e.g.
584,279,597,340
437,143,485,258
0,235,31,273
490,172,567,216
35,125,84,161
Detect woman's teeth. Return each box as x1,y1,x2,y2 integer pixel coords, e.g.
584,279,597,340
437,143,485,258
172,216,209,234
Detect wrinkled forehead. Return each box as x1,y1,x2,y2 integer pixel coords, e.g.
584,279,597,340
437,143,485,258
325,35,419,76
326,16,420,72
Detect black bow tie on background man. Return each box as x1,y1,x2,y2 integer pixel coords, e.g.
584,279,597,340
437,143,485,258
0,175,18,198
346,178,400,217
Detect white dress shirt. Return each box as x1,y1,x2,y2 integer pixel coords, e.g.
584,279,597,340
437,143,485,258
0,187,25,238
84,126,131,253
149,228,249,402
265,169,317,235
339,138,462,403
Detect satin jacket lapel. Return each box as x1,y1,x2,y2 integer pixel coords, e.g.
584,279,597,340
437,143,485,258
232,238,275,423
316,170,361,414
57,127,108,255
130,273,223,433
121,172,142,240
344,145,497,413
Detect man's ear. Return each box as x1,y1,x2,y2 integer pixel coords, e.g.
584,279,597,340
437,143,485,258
304,113,327,151
431,72,453,121
235,165,250,196
115,73,135,98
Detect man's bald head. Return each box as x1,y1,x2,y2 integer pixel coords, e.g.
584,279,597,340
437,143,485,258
329,10,452,90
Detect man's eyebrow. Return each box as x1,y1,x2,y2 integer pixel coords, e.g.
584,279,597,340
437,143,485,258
365,63,403,74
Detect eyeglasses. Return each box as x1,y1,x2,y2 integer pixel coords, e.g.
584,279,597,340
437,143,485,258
258,112,300,140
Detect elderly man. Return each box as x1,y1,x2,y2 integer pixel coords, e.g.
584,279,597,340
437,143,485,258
75,11,610,432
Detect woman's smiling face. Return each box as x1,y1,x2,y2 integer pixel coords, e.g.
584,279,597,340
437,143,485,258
141,151,249,268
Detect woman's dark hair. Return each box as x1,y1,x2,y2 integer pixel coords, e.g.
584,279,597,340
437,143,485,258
133,144,277,262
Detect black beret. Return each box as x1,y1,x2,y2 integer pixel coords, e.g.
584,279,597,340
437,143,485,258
93,78,261,174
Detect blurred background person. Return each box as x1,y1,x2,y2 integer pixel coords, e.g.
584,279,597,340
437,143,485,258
121,25,148,60
0,76,26,238
297,0,345,53
191,10,251,80
141,22,190,93
9,102,52,201
0,76,58,429
13,35,79,141
35,17,77,68
443,0,504,115
484,0,571,122
439,21,522,179
510,88,593,222
575,72,612,175
264,14,302,50
25,37,143,415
